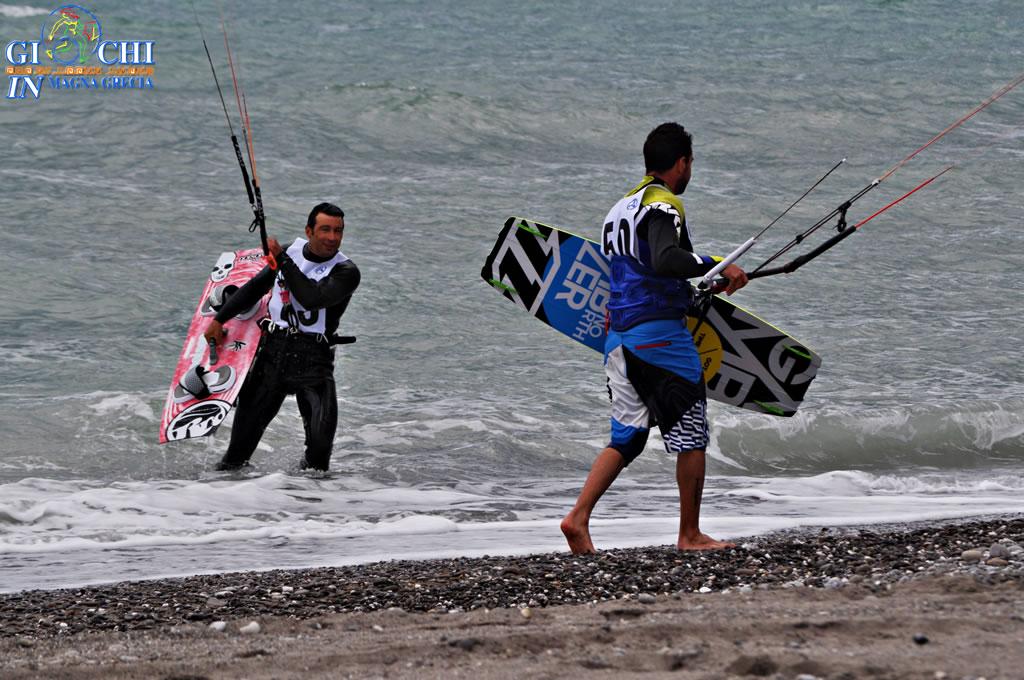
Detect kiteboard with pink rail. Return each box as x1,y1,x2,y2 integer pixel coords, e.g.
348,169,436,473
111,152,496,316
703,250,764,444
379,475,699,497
159,248,268,443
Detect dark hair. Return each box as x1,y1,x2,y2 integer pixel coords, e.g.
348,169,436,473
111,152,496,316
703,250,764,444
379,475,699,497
306,202,345,229
643,122,693,173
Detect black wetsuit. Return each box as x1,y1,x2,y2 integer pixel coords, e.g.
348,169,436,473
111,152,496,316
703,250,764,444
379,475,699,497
214,246,360,471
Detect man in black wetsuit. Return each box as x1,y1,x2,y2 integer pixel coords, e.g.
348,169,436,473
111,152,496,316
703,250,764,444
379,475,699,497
204,202,360,472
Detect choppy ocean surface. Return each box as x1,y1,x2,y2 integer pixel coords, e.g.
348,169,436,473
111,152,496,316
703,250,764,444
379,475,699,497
1,0,1022,593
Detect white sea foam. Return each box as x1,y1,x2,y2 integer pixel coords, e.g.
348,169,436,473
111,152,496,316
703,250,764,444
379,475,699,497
949,407,1024,449
0,4,48,18
0,457,68,474
2,468,1023,592
0,473,493,556
722,469,1024,498
88,393,156,421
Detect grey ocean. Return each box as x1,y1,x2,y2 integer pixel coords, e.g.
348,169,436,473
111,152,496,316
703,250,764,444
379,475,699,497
1,1,1022,592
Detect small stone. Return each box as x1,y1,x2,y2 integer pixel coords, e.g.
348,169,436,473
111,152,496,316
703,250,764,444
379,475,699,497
206,597,226,608
660,646,702,671
281,585,294,593
235,648,271,659
934,672,948,679
16,638,35,648
726,654,778,676
520,607,533,619
698,586,712,593
209,621,227,632
372,624,384,632
913,633,929,645
960,549,984,562
795,675,820,680
239,621,261,634
986,558,1009,567
638,593,656,604
449,637,481,652
989,543,1011,559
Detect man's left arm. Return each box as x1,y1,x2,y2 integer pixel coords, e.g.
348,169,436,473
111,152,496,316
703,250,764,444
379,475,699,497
646,210,719,279
279,257,361,309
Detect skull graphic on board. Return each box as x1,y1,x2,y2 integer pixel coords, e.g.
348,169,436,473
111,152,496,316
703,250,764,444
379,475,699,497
210,252,236,282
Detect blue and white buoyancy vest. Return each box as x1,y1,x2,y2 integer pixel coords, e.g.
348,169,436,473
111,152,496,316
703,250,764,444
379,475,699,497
602,177,694,331
266,238,350,334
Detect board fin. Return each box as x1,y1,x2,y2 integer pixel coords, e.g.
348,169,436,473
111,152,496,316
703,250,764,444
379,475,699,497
784,345,813,360
515,221,544,237
753,401,786,416
487,279,518,296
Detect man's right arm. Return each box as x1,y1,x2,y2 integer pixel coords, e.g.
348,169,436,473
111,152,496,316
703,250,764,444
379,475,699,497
204,266,275,345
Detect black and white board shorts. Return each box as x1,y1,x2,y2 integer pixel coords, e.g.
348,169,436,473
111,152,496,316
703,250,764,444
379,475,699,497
605,344,709,463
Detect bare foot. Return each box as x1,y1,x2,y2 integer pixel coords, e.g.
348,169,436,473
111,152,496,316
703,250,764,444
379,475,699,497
560,514,596,554
677,533,735,551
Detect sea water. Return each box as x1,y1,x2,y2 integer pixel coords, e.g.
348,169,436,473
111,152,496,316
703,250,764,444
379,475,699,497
1,0,1022,592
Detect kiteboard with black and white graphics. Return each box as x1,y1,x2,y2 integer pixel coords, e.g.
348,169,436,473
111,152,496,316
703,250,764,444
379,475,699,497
159,248,270,443
481,217,822,417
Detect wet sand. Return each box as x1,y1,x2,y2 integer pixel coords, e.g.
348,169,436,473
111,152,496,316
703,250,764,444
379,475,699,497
2,516,1022,679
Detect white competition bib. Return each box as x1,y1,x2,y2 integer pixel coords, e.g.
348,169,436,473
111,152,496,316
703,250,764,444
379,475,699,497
267,238,349,334
601,180,687,260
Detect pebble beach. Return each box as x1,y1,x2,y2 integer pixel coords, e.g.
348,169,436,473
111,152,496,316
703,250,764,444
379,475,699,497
2,515,1022,679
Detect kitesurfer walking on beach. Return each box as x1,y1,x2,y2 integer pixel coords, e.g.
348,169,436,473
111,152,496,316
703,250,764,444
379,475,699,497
561,123,747,553
204,202,360,472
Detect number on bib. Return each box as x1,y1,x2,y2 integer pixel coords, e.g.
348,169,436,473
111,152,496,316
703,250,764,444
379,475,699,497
602,218,631,257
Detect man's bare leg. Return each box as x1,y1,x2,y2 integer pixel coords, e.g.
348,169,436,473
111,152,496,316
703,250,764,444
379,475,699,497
676,449,734,550
561,447,626,554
